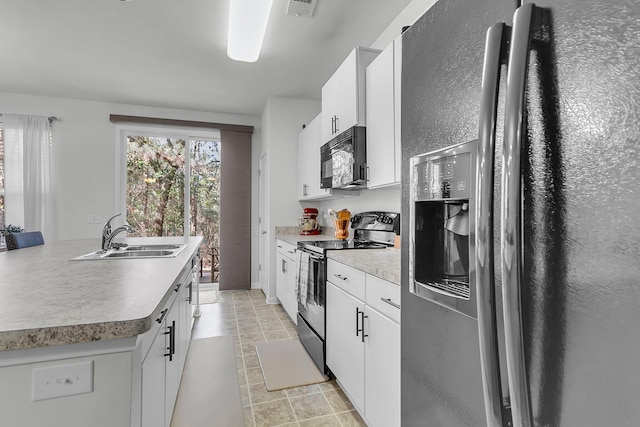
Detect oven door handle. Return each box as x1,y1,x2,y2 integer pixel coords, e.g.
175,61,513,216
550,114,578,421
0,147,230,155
299,249,324,306
297,248,324,262
308,253,324,262
313,261,320,305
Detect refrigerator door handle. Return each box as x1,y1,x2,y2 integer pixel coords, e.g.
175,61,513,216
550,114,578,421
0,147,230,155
476,21,509,427
501,4,535,427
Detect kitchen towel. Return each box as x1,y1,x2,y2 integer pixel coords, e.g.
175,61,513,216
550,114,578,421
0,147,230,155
297,250,310,309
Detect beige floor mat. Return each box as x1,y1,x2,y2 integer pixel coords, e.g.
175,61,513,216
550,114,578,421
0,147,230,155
170,336,243,427
256,340,328,391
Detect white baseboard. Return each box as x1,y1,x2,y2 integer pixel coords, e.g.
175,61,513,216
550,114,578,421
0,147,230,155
251,281,261,289
266,296,279,305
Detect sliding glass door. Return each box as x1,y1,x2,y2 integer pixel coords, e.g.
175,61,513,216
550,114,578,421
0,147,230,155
189,139,221,282
120,128,220,281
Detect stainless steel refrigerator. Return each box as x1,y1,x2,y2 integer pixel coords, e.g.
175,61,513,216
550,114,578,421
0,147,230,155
401,0,640,426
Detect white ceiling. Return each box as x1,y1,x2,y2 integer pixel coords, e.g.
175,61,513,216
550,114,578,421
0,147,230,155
0,0,413,116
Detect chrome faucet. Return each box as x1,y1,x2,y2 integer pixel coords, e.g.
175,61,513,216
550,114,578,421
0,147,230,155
101,214,135,252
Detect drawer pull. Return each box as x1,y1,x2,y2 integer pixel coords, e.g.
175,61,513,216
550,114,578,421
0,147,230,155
381,297,401,309
156,308,168,323
334,274,348,281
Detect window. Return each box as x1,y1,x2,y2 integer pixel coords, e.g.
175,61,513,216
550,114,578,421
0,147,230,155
126,136,187,236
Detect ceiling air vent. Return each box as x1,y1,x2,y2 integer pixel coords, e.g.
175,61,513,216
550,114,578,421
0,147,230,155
286,0,317,17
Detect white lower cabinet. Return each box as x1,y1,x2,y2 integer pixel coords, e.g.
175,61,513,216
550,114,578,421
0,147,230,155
326,283,366,409
141,321,168,427
141,265,195,427
275,240,298,324
364,305,400,427
164,298,181,425
326,259,400,427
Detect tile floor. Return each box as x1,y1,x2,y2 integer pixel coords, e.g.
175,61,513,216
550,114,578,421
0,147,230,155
191,288,368,427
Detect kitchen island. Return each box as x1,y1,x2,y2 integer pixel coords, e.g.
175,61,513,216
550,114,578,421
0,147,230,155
0,236,202,427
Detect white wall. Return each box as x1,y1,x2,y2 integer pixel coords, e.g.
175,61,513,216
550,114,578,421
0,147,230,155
0,92,260,249
371,0,437,50
260,96,321,299
303,187,402,228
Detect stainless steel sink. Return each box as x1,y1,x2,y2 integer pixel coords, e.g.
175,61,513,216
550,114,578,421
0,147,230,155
105,250,174,258
72,243,187,261
124,244,184,251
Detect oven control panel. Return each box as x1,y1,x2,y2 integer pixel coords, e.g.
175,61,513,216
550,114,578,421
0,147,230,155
350,211,399,233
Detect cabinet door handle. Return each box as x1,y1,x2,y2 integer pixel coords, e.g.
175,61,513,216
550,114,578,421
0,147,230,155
282,259,287,273
303,183,308,196
356,307,367,342
174,282,182,293
334,274,348,281
331,116,335,134
171,320,176,358
164,321,175,361
156,308,168,323
361,310,368,343
380,297,401,309
335,116,339,134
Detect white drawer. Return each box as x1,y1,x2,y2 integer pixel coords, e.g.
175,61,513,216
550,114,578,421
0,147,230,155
366,274,400,324
327,259,366,301
276,239,297,259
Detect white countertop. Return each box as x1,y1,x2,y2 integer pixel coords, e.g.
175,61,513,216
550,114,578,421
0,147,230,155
0,236,202,351
327,248,401,286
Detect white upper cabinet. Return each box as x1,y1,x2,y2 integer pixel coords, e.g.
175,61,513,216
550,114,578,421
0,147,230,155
365,35,402,188
297,114,326,200
321,47,380,143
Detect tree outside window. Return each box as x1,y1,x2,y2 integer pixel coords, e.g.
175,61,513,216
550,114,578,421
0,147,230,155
126,135,220,279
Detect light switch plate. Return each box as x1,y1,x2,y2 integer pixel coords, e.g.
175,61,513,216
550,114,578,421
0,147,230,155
32,360,94,401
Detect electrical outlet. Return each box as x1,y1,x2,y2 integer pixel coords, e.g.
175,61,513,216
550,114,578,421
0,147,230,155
87,215,101,224
32,360,94,401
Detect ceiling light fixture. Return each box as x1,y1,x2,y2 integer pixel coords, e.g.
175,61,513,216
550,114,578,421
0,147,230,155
227,0,274,63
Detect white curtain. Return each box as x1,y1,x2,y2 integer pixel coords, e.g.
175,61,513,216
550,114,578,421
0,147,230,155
3,114,56,242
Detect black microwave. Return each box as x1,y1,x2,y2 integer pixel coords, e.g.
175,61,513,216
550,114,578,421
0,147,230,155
320,126,367,189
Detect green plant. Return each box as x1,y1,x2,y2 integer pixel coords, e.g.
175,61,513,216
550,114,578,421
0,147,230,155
1,224,23,235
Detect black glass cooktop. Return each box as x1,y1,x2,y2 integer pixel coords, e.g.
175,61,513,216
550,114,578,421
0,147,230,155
297,239,389,255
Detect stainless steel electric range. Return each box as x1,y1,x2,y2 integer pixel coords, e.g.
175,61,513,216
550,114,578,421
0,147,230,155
295,211,400,374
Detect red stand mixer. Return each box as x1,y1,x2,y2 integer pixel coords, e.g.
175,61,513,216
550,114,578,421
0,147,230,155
299,208,320,235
